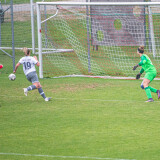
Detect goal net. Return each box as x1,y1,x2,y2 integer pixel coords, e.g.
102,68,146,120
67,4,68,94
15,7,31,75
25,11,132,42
36,1,160,79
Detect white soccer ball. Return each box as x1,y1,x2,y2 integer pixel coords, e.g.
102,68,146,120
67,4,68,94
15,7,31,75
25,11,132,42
8,73,16,81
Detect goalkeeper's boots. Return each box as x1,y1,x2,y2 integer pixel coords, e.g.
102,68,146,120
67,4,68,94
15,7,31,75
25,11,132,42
157,90,160,99
45,97,51,102
145,98,154,102
23,88,28,96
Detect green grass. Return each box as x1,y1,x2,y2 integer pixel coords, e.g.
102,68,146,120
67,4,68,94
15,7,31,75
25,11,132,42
1,5,160,159
1,72,160,160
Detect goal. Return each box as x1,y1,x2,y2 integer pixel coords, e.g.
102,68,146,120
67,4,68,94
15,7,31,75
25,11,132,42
36,1,160,79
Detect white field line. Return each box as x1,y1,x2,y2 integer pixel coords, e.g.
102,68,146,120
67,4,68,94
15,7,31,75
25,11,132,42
0,153,136,160
0,95,160,103
1,75,160,80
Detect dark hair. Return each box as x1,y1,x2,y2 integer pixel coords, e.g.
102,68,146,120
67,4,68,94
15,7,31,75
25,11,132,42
27,49,30,55
137,46,144,54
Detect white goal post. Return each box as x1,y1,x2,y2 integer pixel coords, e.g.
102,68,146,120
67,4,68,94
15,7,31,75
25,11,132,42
36,1,160,79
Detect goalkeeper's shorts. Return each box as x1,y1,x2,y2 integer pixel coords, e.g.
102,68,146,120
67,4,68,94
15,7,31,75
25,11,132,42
144,71,157,82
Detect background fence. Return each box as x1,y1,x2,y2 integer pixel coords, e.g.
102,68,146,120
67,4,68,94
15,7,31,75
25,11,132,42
0,0,158,77
0,0,85,75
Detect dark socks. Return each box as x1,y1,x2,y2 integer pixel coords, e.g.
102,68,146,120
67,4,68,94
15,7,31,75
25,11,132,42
27,85,37,91
38,87,46,99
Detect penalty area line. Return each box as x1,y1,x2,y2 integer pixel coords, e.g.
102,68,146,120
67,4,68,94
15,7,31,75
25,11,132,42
0,153,136,160
54,98,160,103
0,95,160,103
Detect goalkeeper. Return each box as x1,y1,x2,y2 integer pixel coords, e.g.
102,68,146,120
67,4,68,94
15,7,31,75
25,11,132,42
133,46,160,102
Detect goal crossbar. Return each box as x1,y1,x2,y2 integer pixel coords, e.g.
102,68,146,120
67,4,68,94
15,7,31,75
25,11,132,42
36,2,160,6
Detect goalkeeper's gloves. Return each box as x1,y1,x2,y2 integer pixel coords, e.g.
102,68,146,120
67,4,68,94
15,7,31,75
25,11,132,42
136,73,141,79
133,64,139,70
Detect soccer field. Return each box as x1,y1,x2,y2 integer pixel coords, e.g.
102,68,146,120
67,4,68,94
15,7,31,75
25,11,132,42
1,73,160,160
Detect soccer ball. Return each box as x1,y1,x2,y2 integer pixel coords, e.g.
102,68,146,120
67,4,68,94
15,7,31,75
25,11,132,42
8,73,16,81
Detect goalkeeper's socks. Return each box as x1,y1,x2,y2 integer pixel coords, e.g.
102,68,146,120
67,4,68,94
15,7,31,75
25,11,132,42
148,86,157,93
27,85,37,91
38,87,46,99
145,87,152,99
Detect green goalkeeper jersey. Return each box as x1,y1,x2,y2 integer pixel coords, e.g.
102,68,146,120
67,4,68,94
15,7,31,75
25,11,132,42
138,54,156,74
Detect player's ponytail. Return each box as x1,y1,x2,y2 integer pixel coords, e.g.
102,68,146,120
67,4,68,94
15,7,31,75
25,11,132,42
27,49,30,55
137,45,144,54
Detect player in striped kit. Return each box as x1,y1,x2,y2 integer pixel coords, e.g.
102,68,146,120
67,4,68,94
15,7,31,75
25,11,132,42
14,48,51,102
